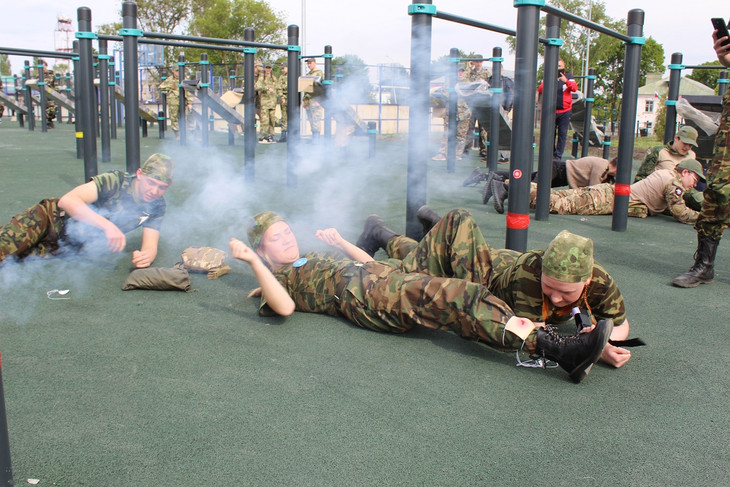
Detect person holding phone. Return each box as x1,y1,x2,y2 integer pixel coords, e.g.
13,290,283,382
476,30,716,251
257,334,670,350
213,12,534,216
537,58,578,160
672,21,730,287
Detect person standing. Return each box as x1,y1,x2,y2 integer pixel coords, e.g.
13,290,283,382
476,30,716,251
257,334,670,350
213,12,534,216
672,28,730,287
256,64,278,143
277,64,288,143
537,58,578,159
633,126,698,182
302,58,324,140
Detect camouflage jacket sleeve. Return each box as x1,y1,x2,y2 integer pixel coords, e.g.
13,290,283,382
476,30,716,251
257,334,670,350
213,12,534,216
664,178,699,224
586,262,627,325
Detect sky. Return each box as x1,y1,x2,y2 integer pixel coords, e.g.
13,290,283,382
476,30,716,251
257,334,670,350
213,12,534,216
0,0,724,77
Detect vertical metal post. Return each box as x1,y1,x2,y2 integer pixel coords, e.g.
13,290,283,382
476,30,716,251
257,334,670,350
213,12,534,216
24,61,34,131
406,0,433,239
243,29,255,180
663,52,682,144
286,25,301,188
507,0,542,251
72,43,82,158
612,9,644,232
602,134,612,159
323,45,333,141
446,47,459,173
719,70,728,97
487,47,503,174
37,62,48,132
122,1,141,173
109,60,117,138
98,39,111,162
14,75,24,128
368,121,377,158
200,53,210,147
64,72,73,124
177,55,187,145
535,13,560,222
78,7,98,181
581,67,595,157
0,353,14,487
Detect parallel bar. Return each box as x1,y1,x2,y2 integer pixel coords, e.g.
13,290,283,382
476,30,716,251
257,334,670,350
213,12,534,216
243,29,255,180
581,68,595,157
122,1,141,172
98,39,111,162
78,6,98,180
542,4,632,42
663,53,682,144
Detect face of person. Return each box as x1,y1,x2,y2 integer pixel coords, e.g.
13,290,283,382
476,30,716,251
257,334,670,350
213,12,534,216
458,70,466,80
679,169,699,190
257,221,300,269
673,136,693,155
541,273,588,308
558,60,565,71
134,170,171,202
306,60,316,70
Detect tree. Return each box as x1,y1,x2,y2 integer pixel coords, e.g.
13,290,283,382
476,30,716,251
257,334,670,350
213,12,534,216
332,54,372,104
187,0,286,70
0,54,10,76
687,60,724,94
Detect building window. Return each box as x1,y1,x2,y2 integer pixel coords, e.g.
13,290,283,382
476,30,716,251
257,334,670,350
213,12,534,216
645,99,654,112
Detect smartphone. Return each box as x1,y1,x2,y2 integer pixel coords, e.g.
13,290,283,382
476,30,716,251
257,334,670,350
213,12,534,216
711,18,730,47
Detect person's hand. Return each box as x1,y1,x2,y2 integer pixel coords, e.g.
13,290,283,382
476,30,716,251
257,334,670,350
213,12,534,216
229,238,257,263
600,343,632,368
281,96,287,104
132,250,155,268
315,228,346,250
713,30,730,66
104,225,126,253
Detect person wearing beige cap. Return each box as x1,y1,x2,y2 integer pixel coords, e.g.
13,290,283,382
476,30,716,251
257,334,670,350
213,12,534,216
490,158,704,225
0,153,173,268
633,125,699,183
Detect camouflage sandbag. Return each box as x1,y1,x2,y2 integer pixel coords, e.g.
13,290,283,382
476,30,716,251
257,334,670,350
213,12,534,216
122,267,192,291
179,246,230,279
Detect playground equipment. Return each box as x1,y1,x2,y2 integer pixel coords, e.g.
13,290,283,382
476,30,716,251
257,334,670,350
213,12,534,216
407,0,645,249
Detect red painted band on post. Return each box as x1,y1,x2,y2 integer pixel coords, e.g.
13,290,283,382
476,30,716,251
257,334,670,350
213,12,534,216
506,212,530,229
614,183,631,196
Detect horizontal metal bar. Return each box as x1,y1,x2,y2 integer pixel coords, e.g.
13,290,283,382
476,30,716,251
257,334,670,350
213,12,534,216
541,5,631,42
0,46,75,59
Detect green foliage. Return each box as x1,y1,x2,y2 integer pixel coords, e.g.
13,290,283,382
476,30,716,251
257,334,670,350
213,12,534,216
332,54,373,103
0,54,10,76
687,60,726,94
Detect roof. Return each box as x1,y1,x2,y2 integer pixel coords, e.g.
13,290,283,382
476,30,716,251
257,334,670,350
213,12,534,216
638,76,715,96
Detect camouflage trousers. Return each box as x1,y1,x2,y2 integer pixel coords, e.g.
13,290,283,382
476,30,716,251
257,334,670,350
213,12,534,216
305,102,323,134
0,103,4,117
529,182,649,218
438,104,472,155
259,104,276,137
167,97,180,132
280,101,287,131
46,100,57,123
696,90,730,240
0,198,68,263
341,208,539,353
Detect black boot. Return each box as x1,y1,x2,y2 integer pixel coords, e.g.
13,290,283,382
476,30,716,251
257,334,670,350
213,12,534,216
278,129,287,143
536,319,613,383
462,167,486,186
492,179,508,214
355,215,397,257
671,235,720,288
416,205,441,236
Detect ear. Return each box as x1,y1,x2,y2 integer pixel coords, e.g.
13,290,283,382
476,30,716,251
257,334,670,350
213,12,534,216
136,168,143,177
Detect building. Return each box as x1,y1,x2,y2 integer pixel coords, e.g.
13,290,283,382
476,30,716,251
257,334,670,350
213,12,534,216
637,72,715,135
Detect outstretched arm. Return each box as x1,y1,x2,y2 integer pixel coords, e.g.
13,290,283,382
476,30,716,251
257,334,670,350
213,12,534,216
600,318,632,368
58,181,127,253
132,227,160,268
229,238,295,316
315,228,373,263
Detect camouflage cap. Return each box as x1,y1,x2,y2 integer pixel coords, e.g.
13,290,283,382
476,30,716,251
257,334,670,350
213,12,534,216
542,230,594,283
140,153,174,184
247,211,284,249
677,158,706,183
676,126,698,147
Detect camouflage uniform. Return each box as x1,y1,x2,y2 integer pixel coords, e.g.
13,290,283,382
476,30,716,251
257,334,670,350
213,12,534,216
0,170,166,263
159,75,181,132
303,66,324,135
465,64,491,152
385,211,626,326
42,68,58,126
256,72,278,138
530,167,699,224
633,141,696,183
0,77,4,118
277,71,287,133
696,90,730,239
259,209,540,354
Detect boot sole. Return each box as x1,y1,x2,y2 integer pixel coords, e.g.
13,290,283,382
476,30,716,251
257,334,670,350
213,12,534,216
567,319,614,384
670,278,713,288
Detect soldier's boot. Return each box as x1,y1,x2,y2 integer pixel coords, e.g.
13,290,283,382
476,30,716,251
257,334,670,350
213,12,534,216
462,167,485,186
278,130,287,143
355,215,397,257
536,319,613,384
416,205,441,236
492,178,508,214
671,235,720,288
